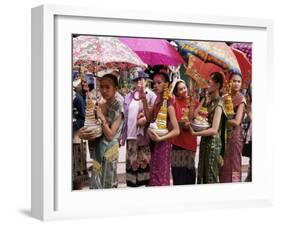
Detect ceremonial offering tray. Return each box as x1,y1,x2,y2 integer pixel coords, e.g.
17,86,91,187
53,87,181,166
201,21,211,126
190,121,210,132
149,122,168,136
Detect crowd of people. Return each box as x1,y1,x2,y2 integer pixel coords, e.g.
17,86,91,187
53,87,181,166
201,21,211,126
72,66,252,190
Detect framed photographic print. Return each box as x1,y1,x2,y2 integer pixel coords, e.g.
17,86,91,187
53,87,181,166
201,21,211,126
31,4,274,221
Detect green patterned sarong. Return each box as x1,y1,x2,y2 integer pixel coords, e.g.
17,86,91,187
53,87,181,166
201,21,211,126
90,142,119,189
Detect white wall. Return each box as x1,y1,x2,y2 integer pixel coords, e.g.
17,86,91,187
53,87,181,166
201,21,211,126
0,0,280,225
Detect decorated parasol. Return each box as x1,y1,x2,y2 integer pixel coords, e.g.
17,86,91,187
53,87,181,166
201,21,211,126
176,40,241,76
73,35,146,72
184,54,225,88
230,42,252,63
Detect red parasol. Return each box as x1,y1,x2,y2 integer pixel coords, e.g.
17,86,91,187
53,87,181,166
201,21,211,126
231,48,252,88
185,55,224,88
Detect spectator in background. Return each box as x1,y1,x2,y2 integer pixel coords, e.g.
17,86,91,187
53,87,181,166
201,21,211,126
72,79,89,190
244,92,252,182
121,70,156,187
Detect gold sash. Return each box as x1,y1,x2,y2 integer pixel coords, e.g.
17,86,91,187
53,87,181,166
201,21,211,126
104,143,119,162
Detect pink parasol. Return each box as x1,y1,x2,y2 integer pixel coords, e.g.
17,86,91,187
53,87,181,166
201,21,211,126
119,37,184,66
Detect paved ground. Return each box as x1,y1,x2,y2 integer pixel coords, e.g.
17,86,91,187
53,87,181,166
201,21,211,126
116,144,250,187
83,139,250,190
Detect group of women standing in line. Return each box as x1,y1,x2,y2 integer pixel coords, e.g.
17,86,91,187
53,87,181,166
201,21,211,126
74,67,251,190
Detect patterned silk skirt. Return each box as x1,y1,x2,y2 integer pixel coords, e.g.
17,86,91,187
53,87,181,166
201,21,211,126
171,145,196,185
149,141,172,186
219,128,244,183
90,142,119,189
197,136,221,184
126,140,151,187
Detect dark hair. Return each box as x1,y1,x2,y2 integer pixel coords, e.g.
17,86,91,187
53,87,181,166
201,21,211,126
88,84,95,92
230,73,242,80
199,88,208,101
101,74,118,87
153,72,169,83
210,72,224,90
247,86,252,103
173,80,186,97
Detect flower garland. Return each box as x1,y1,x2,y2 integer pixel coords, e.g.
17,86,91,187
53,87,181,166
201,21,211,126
162,82,170,100
224,80,235,117
132,90,141,101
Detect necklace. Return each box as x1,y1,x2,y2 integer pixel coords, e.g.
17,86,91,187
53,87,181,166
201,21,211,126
132,90,141,101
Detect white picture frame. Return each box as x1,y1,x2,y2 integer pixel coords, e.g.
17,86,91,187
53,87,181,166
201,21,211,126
31,4,274,221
